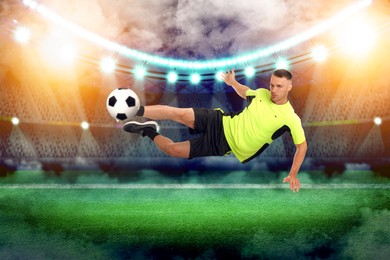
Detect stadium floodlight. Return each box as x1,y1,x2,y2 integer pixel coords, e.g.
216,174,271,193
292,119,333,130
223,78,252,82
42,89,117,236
23,0,38,9
133,66,146,80
276,58,289,69
338,19,377,56
100,57,116,73
39,35,78,67
374,117,382,126
13,26,31,44
58,44,77,65
11,117,20,125
215,71,225,82
81,121,89,130
311,45,328,62
167,71,178,83
245,67,255,78
190,73,201,84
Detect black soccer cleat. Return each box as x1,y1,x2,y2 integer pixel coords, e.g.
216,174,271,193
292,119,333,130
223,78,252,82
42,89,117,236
123,121,159,136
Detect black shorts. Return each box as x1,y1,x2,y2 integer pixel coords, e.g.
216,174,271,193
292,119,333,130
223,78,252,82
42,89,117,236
189,108,231,159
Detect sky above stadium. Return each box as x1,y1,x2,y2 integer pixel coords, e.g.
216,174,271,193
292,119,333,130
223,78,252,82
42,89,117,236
0,0,358,60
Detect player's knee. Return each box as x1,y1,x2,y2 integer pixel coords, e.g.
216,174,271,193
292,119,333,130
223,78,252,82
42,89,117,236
164,143,188,158
158,106,184,121
170,108,187,122
175,108,194,127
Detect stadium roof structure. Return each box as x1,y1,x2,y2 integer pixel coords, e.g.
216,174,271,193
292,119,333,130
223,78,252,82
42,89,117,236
20,0,372,79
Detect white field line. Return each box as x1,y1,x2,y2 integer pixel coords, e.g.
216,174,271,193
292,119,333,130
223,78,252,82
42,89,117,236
0,184,389,189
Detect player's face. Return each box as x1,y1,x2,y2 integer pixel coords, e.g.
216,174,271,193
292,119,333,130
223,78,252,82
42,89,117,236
269,75,292,105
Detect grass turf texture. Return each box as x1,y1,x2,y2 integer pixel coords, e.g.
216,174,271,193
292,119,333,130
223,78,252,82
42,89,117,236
1,184,390,259
1,170,389,259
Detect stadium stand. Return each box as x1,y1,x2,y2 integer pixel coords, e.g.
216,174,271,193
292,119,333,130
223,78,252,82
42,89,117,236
1,70,389,170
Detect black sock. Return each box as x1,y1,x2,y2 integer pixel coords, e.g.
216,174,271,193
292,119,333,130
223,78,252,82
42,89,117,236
136,106,145,116
142,127,160,141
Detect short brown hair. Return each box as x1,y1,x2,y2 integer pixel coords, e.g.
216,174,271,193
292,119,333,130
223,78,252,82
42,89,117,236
273,69,292,80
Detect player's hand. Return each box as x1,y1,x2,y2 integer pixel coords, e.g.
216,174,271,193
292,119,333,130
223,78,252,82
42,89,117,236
283,175,300,192
220,69,236,86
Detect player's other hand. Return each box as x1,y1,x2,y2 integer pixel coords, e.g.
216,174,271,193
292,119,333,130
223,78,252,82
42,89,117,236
220,69,236,86
283,175,300,192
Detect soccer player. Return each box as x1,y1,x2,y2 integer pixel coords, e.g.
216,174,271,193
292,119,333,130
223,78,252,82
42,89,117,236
123,69,307,192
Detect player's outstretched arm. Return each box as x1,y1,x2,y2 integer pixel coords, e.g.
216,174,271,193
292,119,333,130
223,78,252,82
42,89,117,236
220,69,249,99
283,141,307,192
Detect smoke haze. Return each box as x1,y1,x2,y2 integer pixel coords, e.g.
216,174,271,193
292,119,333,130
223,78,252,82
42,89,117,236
1,0,355,59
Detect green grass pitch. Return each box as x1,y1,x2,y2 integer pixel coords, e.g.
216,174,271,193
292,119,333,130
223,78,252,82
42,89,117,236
0,170,389,259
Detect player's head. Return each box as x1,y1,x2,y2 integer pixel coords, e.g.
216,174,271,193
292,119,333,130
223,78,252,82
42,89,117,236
273,69,293,81
270,69,293,105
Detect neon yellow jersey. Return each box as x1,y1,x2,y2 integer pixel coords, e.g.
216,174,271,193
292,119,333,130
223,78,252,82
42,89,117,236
222,88,306,163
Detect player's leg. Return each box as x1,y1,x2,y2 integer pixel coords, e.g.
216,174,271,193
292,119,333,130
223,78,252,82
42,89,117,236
154,136,190,158
139,105,195,129
123,120,190,158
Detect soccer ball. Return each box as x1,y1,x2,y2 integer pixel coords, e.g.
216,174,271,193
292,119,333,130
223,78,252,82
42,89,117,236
106,88,140,121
